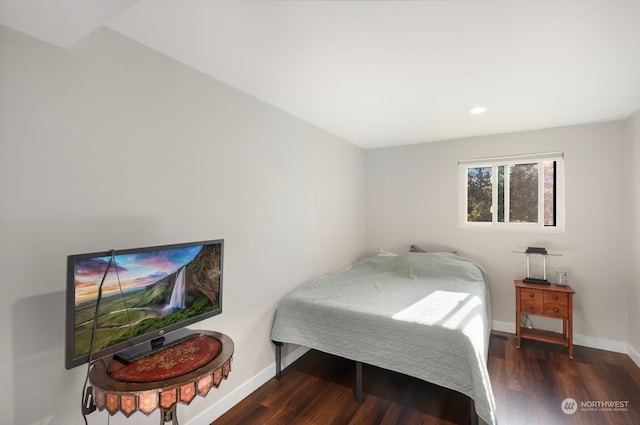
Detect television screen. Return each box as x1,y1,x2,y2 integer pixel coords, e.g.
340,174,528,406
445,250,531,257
65,239,223,369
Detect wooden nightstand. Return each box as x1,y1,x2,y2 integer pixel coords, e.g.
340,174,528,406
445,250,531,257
515,279,575,358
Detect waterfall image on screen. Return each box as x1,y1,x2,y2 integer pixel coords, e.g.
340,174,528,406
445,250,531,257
167,266,187,310
71,243,222,360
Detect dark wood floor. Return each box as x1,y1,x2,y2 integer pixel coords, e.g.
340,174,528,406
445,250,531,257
211,332,640,425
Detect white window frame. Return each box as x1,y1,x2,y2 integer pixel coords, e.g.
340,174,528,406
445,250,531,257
458,152,565,232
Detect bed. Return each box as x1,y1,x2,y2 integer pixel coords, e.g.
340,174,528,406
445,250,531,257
270,252,497,425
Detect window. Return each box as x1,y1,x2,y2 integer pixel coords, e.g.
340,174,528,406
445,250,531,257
459,152,564,231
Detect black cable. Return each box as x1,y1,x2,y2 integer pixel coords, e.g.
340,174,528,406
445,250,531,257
113,258,133,330
80,250,115,425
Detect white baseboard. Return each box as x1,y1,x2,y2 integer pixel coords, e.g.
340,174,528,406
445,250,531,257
492,320,514,334
492,320,631,355
628,343,640,369
574,334,628,354
188,345,310,425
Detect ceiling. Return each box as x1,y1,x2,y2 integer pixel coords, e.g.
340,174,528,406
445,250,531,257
2,0,640,149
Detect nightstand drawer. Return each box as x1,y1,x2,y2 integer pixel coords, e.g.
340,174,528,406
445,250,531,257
544,292,568,305
543,303,568,318
522,301,543,314
520,289,543,303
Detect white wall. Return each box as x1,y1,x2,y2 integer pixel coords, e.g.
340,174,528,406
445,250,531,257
0,26,366,425
365,122,629,351
624,109,640,361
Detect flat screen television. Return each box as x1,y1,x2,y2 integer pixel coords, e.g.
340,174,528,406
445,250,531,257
65,239,223,369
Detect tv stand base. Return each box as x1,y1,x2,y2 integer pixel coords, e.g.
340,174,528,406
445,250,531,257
115,328,197,363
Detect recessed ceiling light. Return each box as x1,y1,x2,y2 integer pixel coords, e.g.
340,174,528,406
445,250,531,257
468,106,488,115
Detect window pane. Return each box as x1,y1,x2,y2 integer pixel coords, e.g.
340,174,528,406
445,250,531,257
509,163,538,223
467,167,492,222
544,161,556,226
497,165,505,222
460,153,562,230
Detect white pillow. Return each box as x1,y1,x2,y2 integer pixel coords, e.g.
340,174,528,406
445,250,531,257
377,249,398,256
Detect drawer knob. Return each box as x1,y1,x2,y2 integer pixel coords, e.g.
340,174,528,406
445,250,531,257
554,308,559,313
529,305,535,310
553,295,559,300
529,292,535,298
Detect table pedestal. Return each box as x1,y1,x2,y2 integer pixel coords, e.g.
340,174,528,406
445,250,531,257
161,404,178,425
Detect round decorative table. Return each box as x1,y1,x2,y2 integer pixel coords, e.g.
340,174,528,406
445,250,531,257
89,330,233,425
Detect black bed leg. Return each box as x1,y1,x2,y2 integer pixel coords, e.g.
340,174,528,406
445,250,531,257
355,361,363,403
469,398,478,425
273,341,283,379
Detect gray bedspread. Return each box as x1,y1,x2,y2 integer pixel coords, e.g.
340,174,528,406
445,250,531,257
271,252,497,425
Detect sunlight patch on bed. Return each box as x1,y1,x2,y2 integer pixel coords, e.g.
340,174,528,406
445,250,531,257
392,290,481,329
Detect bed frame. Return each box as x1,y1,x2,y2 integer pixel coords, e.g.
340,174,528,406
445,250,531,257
271,340,478,424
